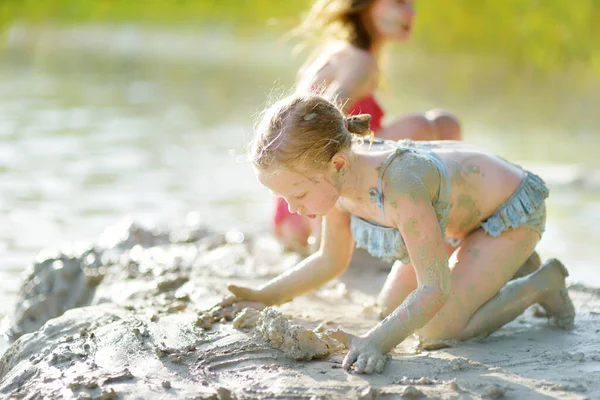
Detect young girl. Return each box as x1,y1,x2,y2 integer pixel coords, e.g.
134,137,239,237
229,93,575,374
275,0,462,253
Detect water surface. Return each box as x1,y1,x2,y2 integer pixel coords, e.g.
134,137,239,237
0,26,598,324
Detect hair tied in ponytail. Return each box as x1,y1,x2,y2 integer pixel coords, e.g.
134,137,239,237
346,114,374,148
345,114,372,136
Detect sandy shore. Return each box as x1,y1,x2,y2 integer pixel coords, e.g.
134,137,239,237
1,221,599,399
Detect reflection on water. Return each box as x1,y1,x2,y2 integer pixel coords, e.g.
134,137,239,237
0,26,598,322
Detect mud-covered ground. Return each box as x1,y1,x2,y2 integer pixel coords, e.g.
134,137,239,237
1,219,599,399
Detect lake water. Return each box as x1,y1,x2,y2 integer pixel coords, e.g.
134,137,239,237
0,25,598,325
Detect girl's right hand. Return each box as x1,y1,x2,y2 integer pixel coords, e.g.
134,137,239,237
227,284,268,304
225,285,277,306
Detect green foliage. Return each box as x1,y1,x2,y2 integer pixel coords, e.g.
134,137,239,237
1,0,598,74
412,0,600,74
0,0,305,27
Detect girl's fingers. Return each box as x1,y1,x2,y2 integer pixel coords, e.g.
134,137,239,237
227,284,254,300
354,354,369,374
342,350,359,371
364,356,378,374
218,295,238,307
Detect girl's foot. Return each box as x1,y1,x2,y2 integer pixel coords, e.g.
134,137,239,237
536,259,576,329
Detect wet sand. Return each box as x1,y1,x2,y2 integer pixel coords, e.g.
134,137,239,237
1,220,599,399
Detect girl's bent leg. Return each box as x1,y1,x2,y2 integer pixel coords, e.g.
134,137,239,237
377,110,461,142
456,258,574,339
378,261,417,317
377,241,537,318
416,226,574,340
275,217,311,255
511,251,541,280
425,109,461,141
378,113,436,141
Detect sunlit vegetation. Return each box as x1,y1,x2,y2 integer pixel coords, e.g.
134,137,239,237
0,0,598,74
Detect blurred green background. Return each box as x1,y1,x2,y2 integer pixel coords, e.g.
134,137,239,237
0,0,598,326
2,0,599,77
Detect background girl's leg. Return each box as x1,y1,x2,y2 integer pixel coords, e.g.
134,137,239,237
416,226,574,341
378,113,436,141
274,215,311,255
377,110,461,141
425,109,462,141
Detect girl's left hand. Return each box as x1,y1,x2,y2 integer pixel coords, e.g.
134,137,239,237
329,329,388,374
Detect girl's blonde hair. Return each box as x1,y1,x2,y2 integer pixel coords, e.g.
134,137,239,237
291,0,376,51
251,94,372,171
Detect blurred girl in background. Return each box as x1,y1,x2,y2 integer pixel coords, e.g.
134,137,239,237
274,0,462,253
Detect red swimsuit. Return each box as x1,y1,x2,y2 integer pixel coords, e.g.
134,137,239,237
273,95,385,235
348,95,384,133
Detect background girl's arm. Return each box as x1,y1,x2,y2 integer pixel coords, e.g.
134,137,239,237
229,205,355,305
368,163,451,353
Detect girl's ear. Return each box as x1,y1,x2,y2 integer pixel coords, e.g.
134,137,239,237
331,152,348,173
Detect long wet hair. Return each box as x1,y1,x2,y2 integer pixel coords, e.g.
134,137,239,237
251,93,372,171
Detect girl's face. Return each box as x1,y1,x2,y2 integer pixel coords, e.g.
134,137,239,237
370,0,416,42
257,166,340,219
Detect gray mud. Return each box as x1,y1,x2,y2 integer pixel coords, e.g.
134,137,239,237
1,217,599,399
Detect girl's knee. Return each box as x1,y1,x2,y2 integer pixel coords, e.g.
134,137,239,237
377,262,418,318
378,301,396,319
377,286,399,318
426,109,461,141
409,115,438,141
275,218,311,253
417,320,467,341
378,114,436,141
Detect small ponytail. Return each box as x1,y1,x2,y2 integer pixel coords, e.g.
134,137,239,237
345,114,374,146
345,114,371,135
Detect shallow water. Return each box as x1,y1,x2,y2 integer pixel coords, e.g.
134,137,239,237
0,25,598,324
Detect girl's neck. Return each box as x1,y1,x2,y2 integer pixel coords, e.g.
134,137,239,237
369,37,385,58
337,150,373,201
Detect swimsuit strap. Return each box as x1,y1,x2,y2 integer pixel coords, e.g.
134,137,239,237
369,147,411,219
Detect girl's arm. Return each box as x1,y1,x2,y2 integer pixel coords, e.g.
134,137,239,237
229,205,355,306
368,158,451,352
333,157,451,374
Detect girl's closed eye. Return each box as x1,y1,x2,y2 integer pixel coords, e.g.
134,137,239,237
294,192,307,200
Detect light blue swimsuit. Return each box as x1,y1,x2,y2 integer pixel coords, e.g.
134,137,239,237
342,140,549,264
343,141,451,264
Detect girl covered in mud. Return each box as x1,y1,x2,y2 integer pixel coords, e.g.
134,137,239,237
227,93,575,374
275,0,461,253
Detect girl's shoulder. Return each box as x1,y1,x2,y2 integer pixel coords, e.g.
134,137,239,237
333,42,377,71
298,41,378,95
312,41,378,75
382,149,441,199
